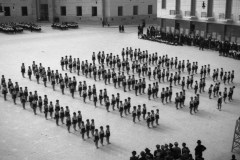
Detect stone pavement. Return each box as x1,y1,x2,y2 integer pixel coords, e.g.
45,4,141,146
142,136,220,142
0,25,239,160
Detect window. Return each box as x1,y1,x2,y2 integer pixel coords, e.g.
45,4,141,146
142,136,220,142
148,5,153,14
76,6,82,16
190,0,196,16
22,6,28,16
61,6,66,16
92,6,97,16
118,6,123,16
133,6,138,15
170,10,175,15
4,7,10,16
0,5,3,12
162,0,166,9
207,0,213,17
175,0,181,14
225,0,232,19
201,12,207,18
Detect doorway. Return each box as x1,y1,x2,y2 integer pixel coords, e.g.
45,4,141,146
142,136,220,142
40,4,49,21
190,23,195,34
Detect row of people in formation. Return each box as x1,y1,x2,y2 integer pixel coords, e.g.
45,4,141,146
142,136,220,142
0,76,111,148
22,60,235,102
59,51,234,86
4,69,235,116
20,60,235,112
1,74,163,128
60,53,198,75
21,60,234,100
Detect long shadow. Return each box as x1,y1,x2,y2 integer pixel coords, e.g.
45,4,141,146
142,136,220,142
194,109,219,119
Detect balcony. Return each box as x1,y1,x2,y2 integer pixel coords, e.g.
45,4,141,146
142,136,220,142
200,12,214,21
219,13,233,23
169,10,182,19
184,11,197,20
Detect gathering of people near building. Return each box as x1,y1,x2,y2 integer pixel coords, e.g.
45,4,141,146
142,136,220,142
139,26,240,60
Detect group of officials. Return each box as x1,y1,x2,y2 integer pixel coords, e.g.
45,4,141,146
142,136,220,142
130,140,206,160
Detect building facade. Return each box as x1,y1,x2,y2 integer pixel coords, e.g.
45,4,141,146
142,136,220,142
157,0,240,43
103,0,157,25
0,0,157,25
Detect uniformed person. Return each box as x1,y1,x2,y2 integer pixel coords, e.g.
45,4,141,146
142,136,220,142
72,112,78,131
189,97,194,115
151,110,155,127
208,84,213,99
142,78,146,94
142,104,147,120
105,97,110,112
86,119,91,138
146,112,151,128
111,94,116,110
21,63,26,78
94,129,99,149
27,66,32,80
105,125,111,144
21,94,26,109
44,103,49,119
186,76,190,89
49,101,54,118
127,97,131,114
80,121,86,140
55,109,60,126
132,106,137,123
90,119,95,137
147,84,152,100
82,89,87,103
119,101,123,118
175,93,179,109
161,88,165,104
135,80,139,96
60,107,65,124
217,92,223,111
92,93,97,107
11,88,17,104
43,73,47,87
88,86,92,100
169,86,173,102
127,76,132,91
179,91,184,108
182,90,186,106
193,96,198,113
99,126,105,146
76,111,82,129
32,98,37,115
64,56,68,70
66,115,72,133
231,70,234,83
60,57,65,70
122,77,127,92
65,106,70,118
103,89,107,102
165,87,169,103
132,75,135,90
155,109,160,125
